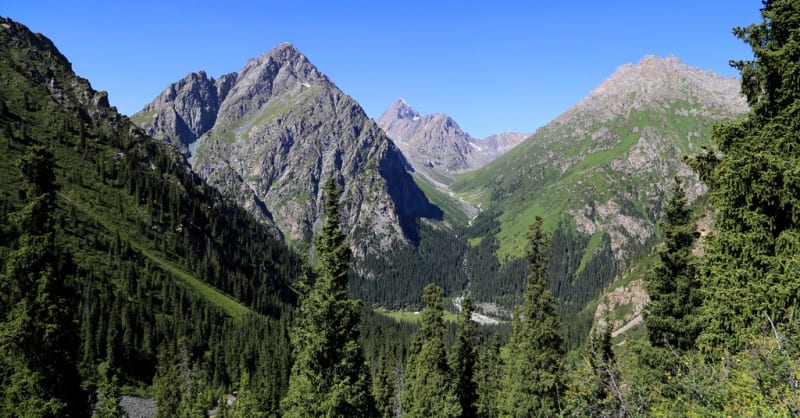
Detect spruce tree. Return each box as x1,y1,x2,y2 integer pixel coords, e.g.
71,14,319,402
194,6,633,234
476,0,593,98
688,0,800,350
0,146,86,416
93,374,125,418
402,284,461,418
280,177,375,417
449,296,478,418
153,346,184,418
231,372,263,418
591,317,623,415
93,362,125,418
498,217,564,418
643,179,702,351
371,354,396,418
474,334,503,418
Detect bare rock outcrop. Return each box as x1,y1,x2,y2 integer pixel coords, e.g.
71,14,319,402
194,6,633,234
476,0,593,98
133,44,441,256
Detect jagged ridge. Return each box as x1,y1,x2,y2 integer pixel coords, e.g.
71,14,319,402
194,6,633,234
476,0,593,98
377,98,527,184
133,44,442,258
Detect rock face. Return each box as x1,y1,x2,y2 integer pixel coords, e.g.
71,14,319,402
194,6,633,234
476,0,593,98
480,132,530,157
133,71,233,155
133,44,440,255
554,55,747,259
376,98,526,183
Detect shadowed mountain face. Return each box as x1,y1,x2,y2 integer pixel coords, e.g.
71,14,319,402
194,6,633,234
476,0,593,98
376,98,527,184
133,44,441,256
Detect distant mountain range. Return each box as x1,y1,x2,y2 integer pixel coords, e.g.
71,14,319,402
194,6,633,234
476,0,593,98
131,43,748,318
377,98,527,185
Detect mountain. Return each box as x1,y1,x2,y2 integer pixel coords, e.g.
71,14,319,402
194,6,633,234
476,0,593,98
451,55,747,322
133,44,441,258
480,132,530,157
454,55,746,257
376,98,527,184
0,16,306,409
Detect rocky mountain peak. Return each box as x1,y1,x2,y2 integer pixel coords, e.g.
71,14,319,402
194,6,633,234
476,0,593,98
0,18,72,73
134,43,440,257
132,42,335,154
386,98,420,121
456,54,748,266
566,55,747,124
239,42,327,88
376,99,526,183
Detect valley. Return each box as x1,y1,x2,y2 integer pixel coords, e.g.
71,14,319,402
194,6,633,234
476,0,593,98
2,1,799,415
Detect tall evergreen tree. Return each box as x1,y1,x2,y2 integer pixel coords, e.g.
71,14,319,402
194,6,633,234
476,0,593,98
231,371,264,418
92,365,125,418
643,179,702,351
402,284,461,418
449,296,478,418
281,177,375,417
498,217,564,418
153,346,184,418
371,354,396,418
474,334,503,418
688,0,800,350
0,146,86,416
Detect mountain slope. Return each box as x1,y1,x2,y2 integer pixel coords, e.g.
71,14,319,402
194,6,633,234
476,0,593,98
451,55,747,325
133,45,441,257
454,55,746,260
0,17,303,401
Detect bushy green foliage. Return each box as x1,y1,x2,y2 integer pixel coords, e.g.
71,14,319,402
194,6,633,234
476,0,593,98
230,372,265,418
645,315,800,416
474,334,503,418
0,146,87,416
562,321,626,417
688,0,800,351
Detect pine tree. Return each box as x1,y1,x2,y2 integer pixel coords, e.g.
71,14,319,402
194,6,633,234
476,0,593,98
474,334,503,418
280,177,375,417
93,364,125,418
591,316,623,415
0,146,86,416
449,296,478,418
153,347,184,418
231,371,263,418
371,354,395,418
688,0,800,350
644,179,702,351
498,217,564,418
402,284,461,418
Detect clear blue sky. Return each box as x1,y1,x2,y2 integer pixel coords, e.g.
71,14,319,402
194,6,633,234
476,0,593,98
3,1,760,138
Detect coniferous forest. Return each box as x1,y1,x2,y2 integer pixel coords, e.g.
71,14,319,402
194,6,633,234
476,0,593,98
2,1,800,416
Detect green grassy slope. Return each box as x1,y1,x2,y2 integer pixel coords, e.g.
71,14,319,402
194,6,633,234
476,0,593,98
0,18,304,397
452,103,717,260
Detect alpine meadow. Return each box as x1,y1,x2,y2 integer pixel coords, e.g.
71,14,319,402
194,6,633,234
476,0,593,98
2,1,800,416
